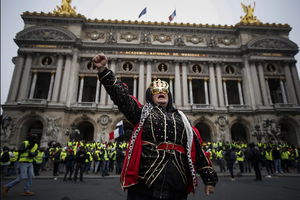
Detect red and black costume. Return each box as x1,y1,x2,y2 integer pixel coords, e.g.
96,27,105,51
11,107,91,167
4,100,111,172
98,69,218,200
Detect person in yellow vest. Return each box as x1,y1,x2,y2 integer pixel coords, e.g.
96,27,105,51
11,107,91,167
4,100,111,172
216,148,225,173
93,148,101,174
109,148,116,172
101,148,109,177
264,147,274,178
85,149,92,174
1,146,12,176
33,148,45,176
9,148,19,176
281,147,290,173
236,148,245,174
2,134,38,196
59,149,67,174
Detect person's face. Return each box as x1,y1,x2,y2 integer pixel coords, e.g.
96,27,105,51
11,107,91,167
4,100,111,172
152,92,169,108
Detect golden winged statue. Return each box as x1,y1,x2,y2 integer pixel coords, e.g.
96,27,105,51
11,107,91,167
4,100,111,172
53,0,77,15
240,2,261,24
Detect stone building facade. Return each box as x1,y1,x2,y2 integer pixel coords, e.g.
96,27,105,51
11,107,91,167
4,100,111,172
1,11,300,148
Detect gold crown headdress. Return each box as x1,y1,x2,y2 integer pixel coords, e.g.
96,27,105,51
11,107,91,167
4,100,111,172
149,79,169,94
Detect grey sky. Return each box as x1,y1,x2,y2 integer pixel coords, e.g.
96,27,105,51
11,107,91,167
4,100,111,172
1,0,300,108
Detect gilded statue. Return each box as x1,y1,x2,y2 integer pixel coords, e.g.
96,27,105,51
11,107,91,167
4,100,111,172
53,0,77,15
240,2,261,24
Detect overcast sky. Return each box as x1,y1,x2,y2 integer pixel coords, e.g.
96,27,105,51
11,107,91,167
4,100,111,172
1,0,300,107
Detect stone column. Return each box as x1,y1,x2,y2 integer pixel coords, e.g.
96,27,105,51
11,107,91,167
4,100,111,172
66,51,79,107
237,80,244,105
18,54,33,100
107,59,116,105
146,60,152,88
257,62,270,106
78,75,84,103
250,62,262,106
216,62,224,107
51,55,64,102
223,80,228,106
209,62,217,107
181,62,189,107
100,85,107,105
280,78,288,104
133,76,137,97
47,72,55,101
29,71,38,99
7,55,25,102
204,78,209,105
95,78,100,103
290,63,300,104
188,78,193,105
138,60,145,103
265,78,273,105
169,76,175,102
243,57,256,108
283,62,298,104
59,55,72,102
174,62,182,106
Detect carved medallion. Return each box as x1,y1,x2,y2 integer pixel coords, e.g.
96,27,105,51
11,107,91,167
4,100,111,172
86,31,104,40
218,36,235,46
153,34,171,43
98,115,111,125
186,35,203,44
120,32,138,42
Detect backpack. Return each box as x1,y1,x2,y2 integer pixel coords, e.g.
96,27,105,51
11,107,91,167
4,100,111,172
1,152,10,162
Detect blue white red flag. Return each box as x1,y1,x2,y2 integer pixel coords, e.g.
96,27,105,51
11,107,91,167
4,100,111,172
109,120,124,140
168,10,176,21
138,7,147,18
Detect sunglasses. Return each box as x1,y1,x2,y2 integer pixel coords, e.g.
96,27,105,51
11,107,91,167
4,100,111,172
151,88,169,95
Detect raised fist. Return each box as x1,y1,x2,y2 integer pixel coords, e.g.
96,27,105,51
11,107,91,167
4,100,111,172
92,53,108,72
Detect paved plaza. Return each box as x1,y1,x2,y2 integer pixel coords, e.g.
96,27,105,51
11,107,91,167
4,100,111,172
1,176,300,200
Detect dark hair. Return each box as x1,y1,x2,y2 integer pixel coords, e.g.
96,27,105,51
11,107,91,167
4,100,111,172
145,88,176,112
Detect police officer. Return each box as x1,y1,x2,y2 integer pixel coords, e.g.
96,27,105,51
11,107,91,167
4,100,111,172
2,134,39,196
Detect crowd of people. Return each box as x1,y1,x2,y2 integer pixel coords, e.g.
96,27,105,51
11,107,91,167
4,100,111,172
1,139,299,182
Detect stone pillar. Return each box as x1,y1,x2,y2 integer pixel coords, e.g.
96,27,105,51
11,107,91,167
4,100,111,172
243,57,256,108
257,62,269,106
237,80,244,105
250,62,262,106
174,62,182,106
18,54,33,100
59,55,72,102
7,55,25,102
169,77,174,96
29,71,38,99
181,62,189,107
265,78,273,105
223,80,228,106
204,78,209,105
66,51,79,107
107,59,116,105
188,78,193,105
146,60,152,88
133,76,137,97
280,78,288,104
100,85,107,105
95,78,100,103
216,62,224,107
47,72,55,101
51,55,64,102
78,75,84,103
138,60,145,103
290,63,300,104
283,62,298,104
209,62,217,107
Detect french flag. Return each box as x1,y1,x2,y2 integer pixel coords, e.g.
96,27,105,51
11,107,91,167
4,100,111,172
168,10,176,22
138,7,147,18
109,120,124,140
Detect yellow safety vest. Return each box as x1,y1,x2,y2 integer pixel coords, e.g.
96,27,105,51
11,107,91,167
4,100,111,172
34,151,45,164
19,141,38,163
10,151,19,162
236,151,245,162
281,151,290,160
265,151,273,161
